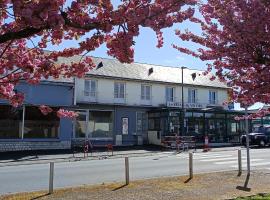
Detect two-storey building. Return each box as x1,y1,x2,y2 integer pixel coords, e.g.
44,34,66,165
73,57,244,146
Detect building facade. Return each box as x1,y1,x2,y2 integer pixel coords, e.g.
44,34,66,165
0,80,74,152
72,57,244,146
0,57,246,152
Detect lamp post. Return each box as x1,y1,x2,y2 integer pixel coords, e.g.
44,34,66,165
245,106,251,176
181,66,187,136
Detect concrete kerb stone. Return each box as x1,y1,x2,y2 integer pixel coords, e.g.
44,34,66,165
0,146,242,167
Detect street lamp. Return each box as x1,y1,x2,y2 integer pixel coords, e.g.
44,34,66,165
181,66,187,136
244,106,251,176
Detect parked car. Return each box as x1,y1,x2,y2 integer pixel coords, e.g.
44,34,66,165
241,125,270,147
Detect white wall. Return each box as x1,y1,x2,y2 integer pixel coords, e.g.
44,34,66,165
75,77,229,109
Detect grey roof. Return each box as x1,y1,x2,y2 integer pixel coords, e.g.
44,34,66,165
57,55,228,89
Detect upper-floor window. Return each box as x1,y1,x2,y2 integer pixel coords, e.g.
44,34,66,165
114,82,125,99
84,79,97,97
166,87,175,102
209,90,217,104
141,84,151,100
188,88,197,103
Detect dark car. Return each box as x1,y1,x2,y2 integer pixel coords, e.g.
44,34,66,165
241,125,270,147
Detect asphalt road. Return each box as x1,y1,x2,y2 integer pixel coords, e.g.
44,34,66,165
1,148,270,195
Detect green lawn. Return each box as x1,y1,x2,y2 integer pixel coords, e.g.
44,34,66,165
235,193,270,200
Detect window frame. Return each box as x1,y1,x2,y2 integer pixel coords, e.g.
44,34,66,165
84,79,97,97
114,82,126,99
141,84,151,100
209,90,218,104
188,88,198,103
166,86,175,102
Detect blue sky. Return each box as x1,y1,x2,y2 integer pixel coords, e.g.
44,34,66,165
43,0,206,70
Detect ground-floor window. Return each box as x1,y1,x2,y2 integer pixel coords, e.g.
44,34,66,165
89,111,113,138
74,110,113,138
24,107,59,139
0,105,23,139
0,105,60,139
75,112,87,138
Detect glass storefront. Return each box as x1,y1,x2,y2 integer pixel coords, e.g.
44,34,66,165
24,107,59,139
148,109,245,143
0,105,23,139
0,105,60,139
75,110,113,138
75,112,87,138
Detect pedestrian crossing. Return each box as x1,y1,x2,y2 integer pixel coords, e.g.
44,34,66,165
160,151,270,170
190,152,270,170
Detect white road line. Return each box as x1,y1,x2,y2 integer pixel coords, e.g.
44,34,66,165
194,155,233,159
199,157,237,162
215,159,264,165
231,161,270,168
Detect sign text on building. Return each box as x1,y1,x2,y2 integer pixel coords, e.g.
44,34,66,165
166,102,204,109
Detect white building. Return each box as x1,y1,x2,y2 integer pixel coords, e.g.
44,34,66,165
70,57,242,146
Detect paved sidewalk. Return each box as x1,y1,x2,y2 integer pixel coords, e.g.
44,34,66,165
0,146,242,167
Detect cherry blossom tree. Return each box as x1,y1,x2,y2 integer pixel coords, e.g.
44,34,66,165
0,0,196,117
173,0,270,115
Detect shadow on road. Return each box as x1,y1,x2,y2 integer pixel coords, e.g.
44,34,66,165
236,173,251,192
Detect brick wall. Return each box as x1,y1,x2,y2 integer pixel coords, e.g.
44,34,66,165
0,141,71,152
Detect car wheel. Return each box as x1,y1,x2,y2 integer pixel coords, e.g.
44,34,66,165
259,140,266,147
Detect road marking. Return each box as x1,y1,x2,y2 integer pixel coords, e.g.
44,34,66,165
194,155,233,159
199,157,237,162
231,161,270,168
215,158,264,165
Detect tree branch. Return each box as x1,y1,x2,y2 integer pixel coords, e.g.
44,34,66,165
0,26,46,44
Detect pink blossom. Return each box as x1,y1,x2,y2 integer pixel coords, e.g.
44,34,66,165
39,105,53,115
57,109,78,119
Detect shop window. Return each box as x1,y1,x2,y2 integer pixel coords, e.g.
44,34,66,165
136,112,148,132
185,112,193,117
205,113,215,118
148,118,160,130
89,111,113,138
193,112,204,118
0,105,22,139
75,112,87,138
24,107,59,139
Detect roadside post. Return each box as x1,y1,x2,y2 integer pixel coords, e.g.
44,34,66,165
245,106,251,176
125,157,129,185
189,152,193,179
238,149,242,176
49,162,54,194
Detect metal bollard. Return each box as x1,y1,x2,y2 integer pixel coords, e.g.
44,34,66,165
238,149,242,176
49,162,54,194
125,157,129,185
189,152,193,179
